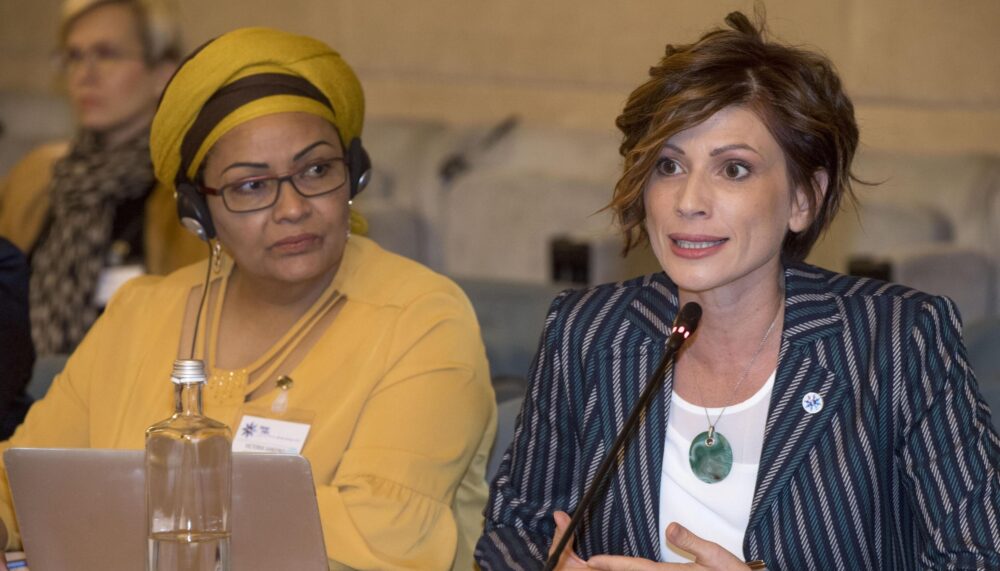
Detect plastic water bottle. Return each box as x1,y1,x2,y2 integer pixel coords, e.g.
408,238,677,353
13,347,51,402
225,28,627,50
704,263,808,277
145,359,232,570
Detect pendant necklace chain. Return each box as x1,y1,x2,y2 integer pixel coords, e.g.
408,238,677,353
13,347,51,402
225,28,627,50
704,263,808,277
687,300,782,484
700,306,780,444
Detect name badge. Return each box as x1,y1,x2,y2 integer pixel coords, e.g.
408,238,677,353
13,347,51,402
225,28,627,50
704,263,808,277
93,264,145,306
233,414,311,454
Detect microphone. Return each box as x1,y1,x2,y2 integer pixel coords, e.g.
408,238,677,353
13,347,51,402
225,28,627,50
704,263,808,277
543,301,702,570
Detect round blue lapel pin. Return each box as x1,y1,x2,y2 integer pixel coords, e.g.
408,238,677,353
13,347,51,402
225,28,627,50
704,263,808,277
802,392,823,414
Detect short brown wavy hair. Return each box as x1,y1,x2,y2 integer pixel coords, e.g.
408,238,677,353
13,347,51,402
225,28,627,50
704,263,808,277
609,11,859,262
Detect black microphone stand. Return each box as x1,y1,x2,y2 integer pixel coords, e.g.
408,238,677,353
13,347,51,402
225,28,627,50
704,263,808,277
542,302,701,570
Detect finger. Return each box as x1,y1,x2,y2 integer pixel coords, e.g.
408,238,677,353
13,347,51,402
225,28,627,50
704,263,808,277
550,510,571,555
550,511,587,566
665,523,743,567
587,554,673,570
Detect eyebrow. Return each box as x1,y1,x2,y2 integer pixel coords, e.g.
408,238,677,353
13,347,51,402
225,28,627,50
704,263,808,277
220,161,268,175
661,143,762,158
709,143,761,158
293,141,337,162
219,140,338,175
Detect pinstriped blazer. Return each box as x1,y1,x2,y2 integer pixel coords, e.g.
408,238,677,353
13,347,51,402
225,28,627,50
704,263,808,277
475,263,1000,570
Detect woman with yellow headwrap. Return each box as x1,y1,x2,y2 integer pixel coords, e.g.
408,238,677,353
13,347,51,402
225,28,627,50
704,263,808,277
0,28,496,570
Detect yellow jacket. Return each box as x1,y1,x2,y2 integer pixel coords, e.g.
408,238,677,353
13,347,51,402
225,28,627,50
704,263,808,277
0,141,204,274
0,236,497,570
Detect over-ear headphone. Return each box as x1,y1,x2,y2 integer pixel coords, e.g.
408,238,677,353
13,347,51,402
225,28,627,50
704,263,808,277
348,138,372,198
175,179,216,241
176,137,372,242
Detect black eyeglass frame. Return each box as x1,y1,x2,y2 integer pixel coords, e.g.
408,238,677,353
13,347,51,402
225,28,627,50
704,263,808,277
200,157,348,213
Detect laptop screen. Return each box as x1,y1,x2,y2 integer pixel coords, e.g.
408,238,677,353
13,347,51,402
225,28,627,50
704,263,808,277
4,449,328,571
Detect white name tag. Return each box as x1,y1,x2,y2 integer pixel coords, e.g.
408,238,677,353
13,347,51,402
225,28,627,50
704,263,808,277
93,264,145,306
232,414,311,454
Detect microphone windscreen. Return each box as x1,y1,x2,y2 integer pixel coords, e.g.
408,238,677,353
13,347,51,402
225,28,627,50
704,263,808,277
676,302,702,333
667,302,702,349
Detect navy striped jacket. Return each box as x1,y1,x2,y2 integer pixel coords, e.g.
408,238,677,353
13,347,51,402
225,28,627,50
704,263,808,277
475,263,1000,570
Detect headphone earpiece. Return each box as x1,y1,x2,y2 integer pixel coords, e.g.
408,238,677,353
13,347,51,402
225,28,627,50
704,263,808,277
175,180,217,241
347,138,372,198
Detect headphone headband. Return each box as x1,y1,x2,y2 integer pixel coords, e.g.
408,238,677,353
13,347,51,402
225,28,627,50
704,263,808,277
178,73,334,184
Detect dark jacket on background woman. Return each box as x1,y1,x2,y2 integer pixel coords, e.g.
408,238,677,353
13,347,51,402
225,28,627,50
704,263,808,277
0,238,34,439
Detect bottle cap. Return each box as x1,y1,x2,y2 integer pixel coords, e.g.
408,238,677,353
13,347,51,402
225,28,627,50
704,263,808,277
171,359,207,384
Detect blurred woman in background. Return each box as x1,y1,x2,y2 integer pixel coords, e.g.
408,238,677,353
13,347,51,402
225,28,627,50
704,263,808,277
0,0,201,356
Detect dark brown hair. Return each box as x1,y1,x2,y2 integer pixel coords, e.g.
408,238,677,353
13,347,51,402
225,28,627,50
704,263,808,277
609,11,859,262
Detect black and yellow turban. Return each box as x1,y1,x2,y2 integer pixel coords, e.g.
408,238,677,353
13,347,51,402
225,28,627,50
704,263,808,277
149,27,367,233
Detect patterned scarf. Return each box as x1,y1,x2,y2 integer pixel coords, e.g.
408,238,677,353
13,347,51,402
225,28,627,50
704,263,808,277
29,129,155,355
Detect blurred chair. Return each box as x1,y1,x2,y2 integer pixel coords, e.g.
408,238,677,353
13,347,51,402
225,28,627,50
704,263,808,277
359,117,481,269
891,246,996,326
346,117,669,285
455,277,567,380
27,353,69,402
437,124,626,283
491,376,527,406
442,173,619,283
487,394,524,483
808,150,1000,324
359,203,427,262
964,318,1000,429
453,276,565,485
0,91,73,178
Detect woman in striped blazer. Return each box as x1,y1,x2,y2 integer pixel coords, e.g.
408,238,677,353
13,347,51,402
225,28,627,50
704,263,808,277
475,11,1000,571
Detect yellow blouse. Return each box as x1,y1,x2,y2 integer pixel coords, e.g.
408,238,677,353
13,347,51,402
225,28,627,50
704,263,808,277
0,236,497,570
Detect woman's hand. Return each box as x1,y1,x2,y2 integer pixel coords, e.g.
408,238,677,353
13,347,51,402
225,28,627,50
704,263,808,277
549,510,589,569
586,523,750,570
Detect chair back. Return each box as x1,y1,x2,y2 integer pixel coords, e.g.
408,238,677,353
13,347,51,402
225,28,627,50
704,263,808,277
487,394,525,482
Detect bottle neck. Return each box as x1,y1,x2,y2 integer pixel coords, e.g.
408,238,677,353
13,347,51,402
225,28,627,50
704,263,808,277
174,382,204,416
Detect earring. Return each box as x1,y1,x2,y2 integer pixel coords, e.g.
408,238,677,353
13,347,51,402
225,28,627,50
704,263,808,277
348,199,353,206
212,241,223,274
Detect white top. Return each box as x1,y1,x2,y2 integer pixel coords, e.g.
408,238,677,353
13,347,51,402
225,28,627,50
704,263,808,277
658,370,775,562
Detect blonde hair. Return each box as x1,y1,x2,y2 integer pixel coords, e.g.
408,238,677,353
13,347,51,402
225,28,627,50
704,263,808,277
59,0,182,64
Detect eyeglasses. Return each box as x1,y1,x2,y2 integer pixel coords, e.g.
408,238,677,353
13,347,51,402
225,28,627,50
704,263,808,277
201,158,348,213
55,44,145,74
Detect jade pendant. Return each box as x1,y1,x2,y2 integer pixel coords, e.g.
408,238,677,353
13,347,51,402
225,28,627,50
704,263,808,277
689,427,733,483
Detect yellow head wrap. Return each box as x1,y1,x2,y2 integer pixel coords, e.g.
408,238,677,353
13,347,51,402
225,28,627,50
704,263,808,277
149,27,367,234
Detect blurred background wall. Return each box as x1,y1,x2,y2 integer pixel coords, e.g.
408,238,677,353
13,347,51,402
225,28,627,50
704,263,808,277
4,0,1000,404
2,1,999,286
2,0,998,154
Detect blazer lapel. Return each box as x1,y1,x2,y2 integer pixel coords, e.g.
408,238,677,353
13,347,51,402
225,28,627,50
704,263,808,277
745,266,848,551
602,274,677,558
